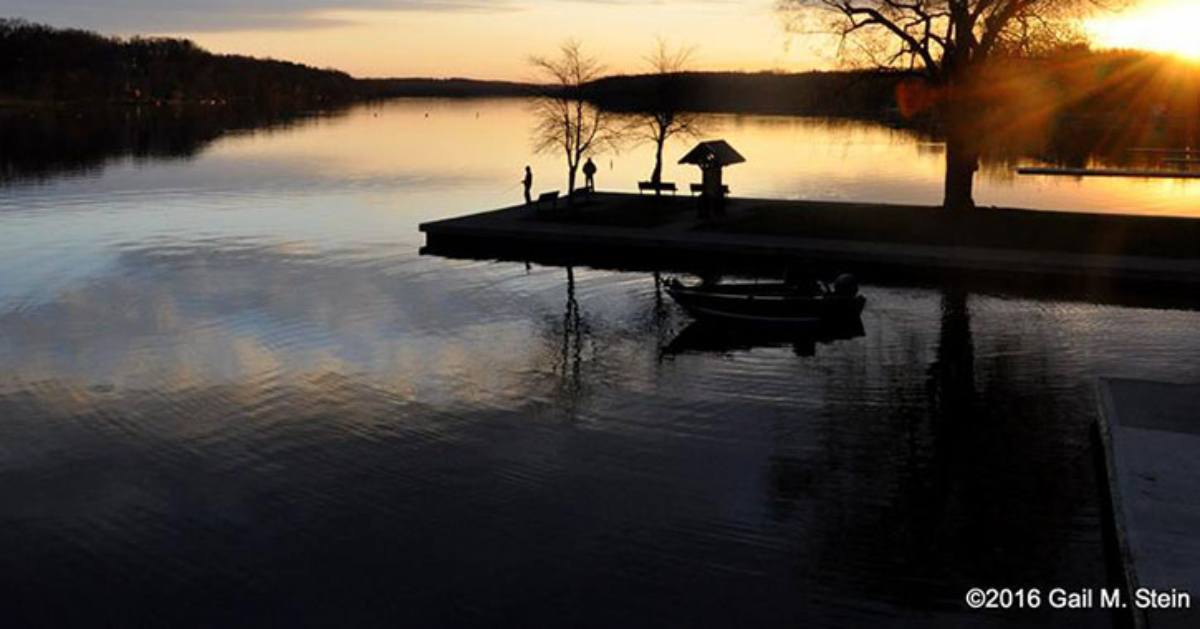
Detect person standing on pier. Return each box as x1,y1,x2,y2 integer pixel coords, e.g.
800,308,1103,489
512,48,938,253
583,157,597,191
522,166,533,204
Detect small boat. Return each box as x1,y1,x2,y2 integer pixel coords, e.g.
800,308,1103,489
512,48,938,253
665,274,865,325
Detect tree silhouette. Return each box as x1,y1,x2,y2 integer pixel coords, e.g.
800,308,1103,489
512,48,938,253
778,0,1125,210
628,40,703,195
0,19,360,107
530,40,619,203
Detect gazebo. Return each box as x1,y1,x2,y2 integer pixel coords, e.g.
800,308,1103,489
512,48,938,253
679,140,745,216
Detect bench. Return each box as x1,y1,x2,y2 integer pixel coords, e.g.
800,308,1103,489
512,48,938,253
638,181,677,195
689,183,730,196
534,190,560,211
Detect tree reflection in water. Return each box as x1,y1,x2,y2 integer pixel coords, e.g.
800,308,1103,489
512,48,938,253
928,286,977,426
559,266,587,409
0,105,340,185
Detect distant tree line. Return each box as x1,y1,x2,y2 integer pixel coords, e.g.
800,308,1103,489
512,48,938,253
587,50,1200,124
585,70,909,118
8,19,1196,120
586,49,1200,177
0,19,362,107
359,78,536,98
4,19,1197,146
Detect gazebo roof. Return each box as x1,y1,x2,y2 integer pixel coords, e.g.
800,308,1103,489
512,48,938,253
678,140,746,167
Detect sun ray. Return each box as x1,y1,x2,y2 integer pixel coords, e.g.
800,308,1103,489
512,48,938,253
1088,0,1200,61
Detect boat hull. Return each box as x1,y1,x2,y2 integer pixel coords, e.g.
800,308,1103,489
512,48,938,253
666,282,865,325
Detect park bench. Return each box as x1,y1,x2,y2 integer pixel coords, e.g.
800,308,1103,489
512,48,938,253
689,183,730,196
638,181,678,195
534,190,560,212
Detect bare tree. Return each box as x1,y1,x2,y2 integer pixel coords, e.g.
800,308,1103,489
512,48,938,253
778,0,1125,209
530,40,618,203
630,39,703,195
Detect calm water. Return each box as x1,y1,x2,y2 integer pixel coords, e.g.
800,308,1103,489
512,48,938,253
4,99,1200,627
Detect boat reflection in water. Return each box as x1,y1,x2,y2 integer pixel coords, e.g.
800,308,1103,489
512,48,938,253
662,316,866,358
660,272,867,357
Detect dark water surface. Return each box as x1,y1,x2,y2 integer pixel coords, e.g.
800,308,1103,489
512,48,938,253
4,100,1200,627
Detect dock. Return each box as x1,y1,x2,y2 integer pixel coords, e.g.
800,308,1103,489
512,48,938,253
1128,148,1200,155
420,192,1200,291
1097,379,1200,629
1018,167,1200,179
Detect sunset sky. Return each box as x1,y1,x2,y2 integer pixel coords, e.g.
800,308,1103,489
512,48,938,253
2,0,1196,79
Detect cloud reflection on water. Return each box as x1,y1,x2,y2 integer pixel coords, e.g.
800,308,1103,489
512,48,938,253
6,98,1200,627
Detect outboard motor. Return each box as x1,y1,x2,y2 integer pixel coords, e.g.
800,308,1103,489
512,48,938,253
832,273,859,297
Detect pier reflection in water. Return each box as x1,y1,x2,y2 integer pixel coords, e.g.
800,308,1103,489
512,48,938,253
7,99,1200,627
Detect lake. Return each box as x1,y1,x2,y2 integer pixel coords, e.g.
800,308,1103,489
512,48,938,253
4,98,1200,627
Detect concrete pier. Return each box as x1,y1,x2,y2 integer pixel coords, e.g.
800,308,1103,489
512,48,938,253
1097,379,1200,629
420,193,1200,289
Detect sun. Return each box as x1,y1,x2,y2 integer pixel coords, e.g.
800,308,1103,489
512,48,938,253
1087,0,1200,61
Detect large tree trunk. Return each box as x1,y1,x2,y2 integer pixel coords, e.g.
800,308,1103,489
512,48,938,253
651,141,665,197
943,140,978,211
940,75,980,211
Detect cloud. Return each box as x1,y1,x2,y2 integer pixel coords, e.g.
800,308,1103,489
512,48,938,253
0,1,749,34
0,0,517,33
0,0,748,36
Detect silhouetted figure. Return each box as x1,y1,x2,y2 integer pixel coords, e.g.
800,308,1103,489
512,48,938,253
583,157,597,191
522,166,533,205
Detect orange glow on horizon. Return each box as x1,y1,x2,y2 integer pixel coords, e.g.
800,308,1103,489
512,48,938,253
163,3,820,80
134,1,1200,79
1088,0,1200,61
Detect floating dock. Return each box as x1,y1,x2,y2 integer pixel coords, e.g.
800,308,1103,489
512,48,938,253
1018,167,1200,179
1128,148,1200,155
420,193,1200,291
1097,379,1200,629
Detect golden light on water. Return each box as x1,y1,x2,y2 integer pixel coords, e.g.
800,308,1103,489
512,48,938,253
1088,0,1200,61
